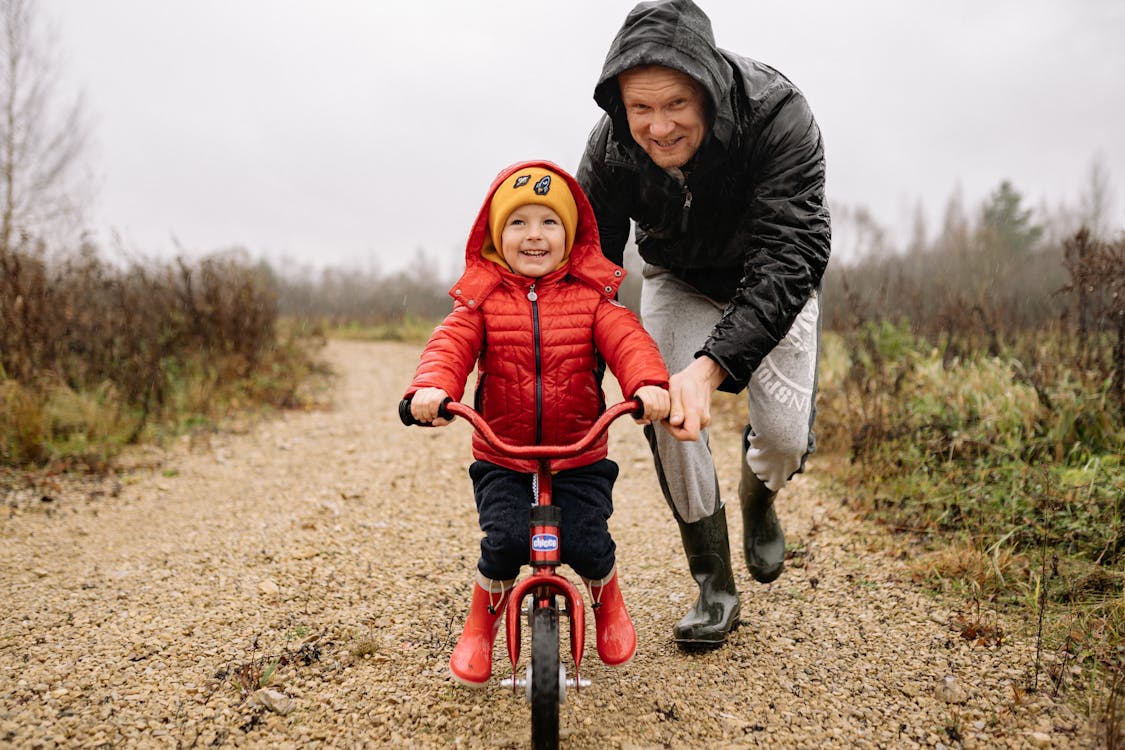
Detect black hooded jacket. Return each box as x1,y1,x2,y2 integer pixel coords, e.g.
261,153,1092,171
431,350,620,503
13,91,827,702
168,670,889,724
577,0,831,393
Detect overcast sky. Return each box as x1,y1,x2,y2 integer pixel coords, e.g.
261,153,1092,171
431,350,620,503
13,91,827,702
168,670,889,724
41,0,1125,276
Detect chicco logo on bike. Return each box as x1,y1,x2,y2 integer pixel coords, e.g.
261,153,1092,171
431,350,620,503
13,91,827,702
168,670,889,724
531,534,559,552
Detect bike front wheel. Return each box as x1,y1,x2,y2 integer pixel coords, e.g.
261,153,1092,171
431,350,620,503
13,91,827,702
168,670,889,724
529,604,560,750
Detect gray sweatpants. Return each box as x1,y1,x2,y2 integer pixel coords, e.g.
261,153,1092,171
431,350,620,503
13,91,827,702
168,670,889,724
640,264,821,523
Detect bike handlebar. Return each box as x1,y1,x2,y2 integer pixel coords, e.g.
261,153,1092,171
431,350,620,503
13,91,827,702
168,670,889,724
399,397,643,460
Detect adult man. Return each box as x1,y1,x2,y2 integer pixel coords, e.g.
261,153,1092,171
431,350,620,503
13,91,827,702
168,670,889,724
577,0,830,648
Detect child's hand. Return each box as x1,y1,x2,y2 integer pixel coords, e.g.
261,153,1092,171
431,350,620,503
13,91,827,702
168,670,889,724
410,387,453,426
632,385,670,425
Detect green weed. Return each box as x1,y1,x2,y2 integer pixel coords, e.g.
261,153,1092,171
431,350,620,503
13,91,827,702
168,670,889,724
817,319,1124,724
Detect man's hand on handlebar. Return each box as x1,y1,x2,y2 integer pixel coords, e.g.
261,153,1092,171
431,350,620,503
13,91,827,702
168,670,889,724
663,355,728,441
632,385,670,426
410,387,453,426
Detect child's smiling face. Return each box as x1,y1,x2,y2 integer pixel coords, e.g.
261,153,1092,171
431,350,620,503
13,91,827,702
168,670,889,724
500,204,567,278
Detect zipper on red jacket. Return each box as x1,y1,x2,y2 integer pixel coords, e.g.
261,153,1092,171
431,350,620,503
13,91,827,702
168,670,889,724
528,282,543,444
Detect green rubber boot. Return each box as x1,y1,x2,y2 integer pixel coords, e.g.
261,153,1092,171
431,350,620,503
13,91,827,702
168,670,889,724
672,507,741,648
739,425,785,583
641,425,740,649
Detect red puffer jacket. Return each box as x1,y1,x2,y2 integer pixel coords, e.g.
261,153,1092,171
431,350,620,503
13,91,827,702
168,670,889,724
404,160,669,473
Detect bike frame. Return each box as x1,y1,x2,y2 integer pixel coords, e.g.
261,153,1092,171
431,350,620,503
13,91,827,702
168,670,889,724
402,398,640,694
502,453,588,692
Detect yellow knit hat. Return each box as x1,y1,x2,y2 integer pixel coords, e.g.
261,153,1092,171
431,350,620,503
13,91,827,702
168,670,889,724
487,167,579,259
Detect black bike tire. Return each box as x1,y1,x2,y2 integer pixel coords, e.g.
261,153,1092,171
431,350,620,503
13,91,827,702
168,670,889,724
529,604,560,750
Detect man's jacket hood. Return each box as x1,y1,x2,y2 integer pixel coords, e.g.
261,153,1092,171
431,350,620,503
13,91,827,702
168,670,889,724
593,0,737,152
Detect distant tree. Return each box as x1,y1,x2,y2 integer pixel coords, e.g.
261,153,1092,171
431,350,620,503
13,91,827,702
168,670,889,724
929,187,975,318
906,200,928,256
1078,156,1113,240
0,0,89,251
935,186,970,260
974,182,1063,332
980,180,1043,257
834,203,891,262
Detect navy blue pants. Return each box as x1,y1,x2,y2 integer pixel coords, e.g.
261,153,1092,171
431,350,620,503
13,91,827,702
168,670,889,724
469,459,619,582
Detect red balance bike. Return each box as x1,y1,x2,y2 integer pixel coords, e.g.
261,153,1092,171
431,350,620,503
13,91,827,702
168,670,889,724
399,397,641,750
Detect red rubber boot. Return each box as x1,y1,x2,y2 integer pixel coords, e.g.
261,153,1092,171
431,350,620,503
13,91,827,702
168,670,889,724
587,570,636,666
449,579,510,687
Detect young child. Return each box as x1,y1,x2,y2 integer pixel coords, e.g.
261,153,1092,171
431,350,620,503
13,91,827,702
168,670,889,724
403,160,670,687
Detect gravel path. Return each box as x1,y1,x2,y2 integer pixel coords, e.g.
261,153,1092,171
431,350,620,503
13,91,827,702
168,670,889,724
0,339,1102,749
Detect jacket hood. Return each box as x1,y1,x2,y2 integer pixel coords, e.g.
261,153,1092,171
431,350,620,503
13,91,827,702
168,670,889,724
592,0,736,150
450,160,625,305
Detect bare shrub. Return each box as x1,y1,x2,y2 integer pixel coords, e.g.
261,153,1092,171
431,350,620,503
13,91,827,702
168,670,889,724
0,242,289,466
1060,229,1125,412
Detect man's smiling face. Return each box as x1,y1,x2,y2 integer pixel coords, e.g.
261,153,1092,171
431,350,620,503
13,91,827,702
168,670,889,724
618,65,709,169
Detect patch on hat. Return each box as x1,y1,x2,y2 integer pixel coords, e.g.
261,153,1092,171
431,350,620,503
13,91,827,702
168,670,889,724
486,165,579,262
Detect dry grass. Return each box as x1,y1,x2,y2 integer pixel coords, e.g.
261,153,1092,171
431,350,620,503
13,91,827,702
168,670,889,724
0,244,319,468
